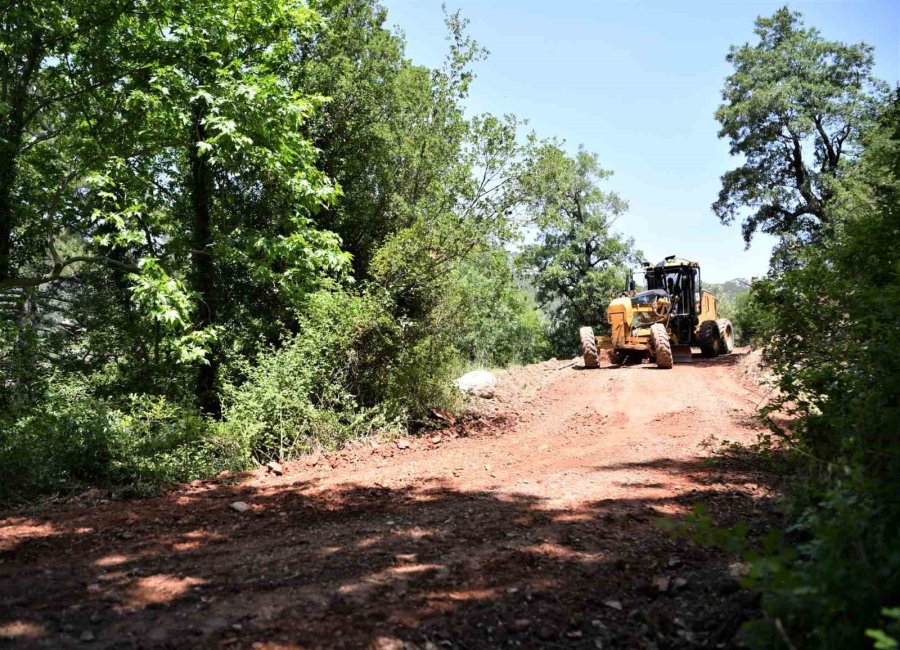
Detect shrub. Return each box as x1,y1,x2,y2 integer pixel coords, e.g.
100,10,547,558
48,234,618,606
220,289,395,462
439,251,550,367
735,94,900,649
0,378,231,500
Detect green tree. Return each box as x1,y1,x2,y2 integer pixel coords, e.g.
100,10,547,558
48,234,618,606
713,12,899,647
438,249,549,367
739,90,900,650
519,144,638,354
0,0,148,286
0,1,558,497
0,0,348,409
714,6,884,254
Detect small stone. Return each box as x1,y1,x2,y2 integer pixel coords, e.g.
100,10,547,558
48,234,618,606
190,479,202,488
396,439,410,449
566,630,583,638
79,630,95,643
673,577,688,590
652,575,671,592
430,435,442,444
508,619,530,632
430,409,456,425
728,562,749,579
230,501,251,513
394,553,417,564
369,637,404,650
265,461,284,476
603,599,623,611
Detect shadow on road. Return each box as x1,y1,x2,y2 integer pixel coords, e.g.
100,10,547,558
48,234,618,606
0,451,779,649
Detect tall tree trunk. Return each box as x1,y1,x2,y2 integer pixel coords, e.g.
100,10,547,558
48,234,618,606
0,146,18,282
0,29,43,282
190,98,220,417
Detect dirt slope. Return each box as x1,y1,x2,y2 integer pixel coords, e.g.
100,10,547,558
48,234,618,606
0,350,777,649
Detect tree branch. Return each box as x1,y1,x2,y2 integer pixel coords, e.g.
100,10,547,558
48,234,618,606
0,254,140,289
813,115,838,170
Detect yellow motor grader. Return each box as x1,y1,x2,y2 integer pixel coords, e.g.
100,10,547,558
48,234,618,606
579,255,734,369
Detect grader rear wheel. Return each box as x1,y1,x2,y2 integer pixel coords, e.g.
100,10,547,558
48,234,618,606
716,318,735,354
698,320,721,357
579,326,599,368
649,323,673,369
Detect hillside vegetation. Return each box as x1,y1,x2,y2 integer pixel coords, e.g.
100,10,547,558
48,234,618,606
708,9,899,648
0,1,636,498
0,3,897,648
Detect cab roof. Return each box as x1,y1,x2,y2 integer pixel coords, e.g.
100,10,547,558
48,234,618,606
642,255,699,270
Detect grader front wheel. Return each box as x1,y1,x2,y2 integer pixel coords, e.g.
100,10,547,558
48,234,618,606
650,323,673,369
579,326,599,368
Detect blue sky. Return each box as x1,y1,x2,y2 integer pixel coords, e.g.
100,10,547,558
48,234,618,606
381,0,899,283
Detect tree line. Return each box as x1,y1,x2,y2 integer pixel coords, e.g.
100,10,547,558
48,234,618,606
0,0,635,497
709,8,898,649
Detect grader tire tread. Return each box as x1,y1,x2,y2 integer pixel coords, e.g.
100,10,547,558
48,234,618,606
698,319,720,357
650,323,673,369
716,318,735,354
579,326,599,368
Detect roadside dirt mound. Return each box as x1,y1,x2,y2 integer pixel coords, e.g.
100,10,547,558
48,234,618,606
734,347,773,387
466,357,580,419
1,349,780,649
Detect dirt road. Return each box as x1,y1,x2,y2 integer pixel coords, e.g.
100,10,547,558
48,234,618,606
1,350,777,649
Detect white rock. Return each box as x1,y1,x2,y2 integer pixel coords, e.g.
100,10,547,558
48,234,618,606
454,370,497,398
230,501,251,513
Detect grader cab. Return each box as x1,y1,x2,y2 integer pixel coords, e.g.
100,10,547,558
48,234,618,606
579,256,734,369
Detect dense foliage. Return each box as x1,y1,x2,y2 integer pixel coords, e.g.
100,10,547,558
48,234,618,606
714,6,885,263
715,9,898,648
0,0,602,499
518,144,639,355
704,279,751,343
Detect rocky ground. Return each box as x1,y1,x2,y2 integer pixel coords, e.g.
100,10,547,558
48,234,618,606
1,348,780,649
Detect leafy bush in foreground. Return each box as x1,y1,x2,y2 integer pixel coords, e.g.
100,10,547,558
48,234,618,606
711,9,897,647
734,92,900,649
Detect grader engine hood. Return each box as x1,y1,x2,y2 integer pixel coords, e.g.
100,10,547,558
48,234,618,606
629,290,670,324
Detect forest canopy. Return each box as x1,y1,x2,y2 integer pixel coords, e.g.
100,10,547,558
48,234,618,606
0,0,635,497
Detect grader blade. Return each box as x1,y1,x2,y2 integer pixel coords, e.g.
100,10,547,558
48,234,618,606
672,344,693,363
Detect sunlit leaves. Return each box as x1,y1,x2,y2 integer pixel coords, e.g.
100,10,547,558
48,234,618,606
714,7,885,248
517,143,639,352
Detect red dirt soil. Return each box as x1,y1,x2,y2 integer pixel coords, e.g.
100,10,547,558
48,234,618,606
1,349,778,649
